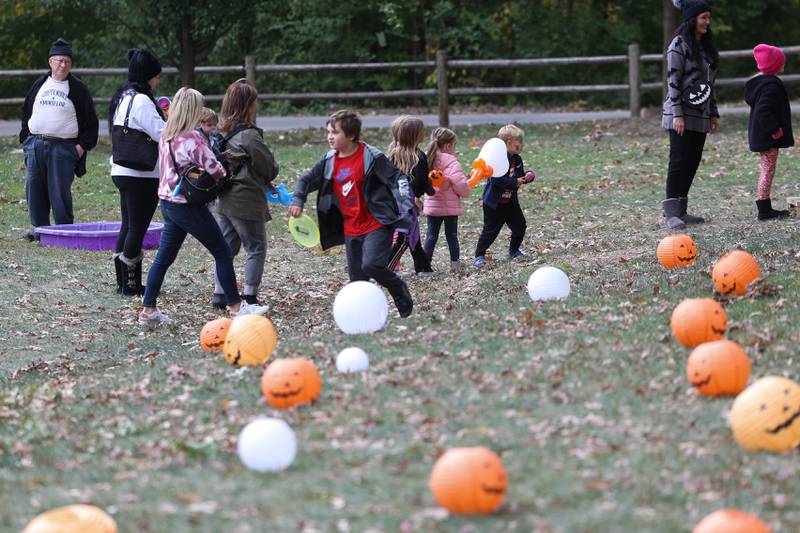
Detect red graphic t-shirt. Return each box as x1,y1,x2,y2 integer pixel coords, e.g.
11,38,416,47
332,143,382,237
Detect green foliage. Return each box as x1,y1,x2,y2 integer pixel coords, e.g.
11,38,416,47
2,0,800,112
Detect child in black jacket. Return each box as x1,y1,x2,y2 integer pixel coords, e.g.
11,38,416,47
289,110,415,317
745,44,794,220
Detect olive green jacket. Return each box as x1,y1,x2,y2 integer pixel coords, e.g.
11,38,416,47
216,127,279,222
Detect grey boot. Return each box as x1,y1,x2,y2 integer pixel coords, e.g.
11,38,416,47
113,253,124,294
679,197,705,224
662,198,686,230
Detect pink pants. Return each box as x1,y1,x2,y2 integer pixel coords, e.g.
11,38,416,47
758,148,779,200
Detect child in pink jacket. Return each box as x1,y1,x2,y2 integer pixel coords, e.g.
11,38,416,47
423,127,470,272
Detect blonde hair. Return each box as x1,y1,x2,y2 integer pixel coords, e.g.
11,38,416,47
219,78,258,132
387,115,425,175
199,107,217,124
425,127,457,169
162,87,204,141
498,124,524,142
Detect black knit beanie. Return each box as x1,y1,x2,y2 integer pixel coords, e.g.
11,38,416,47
674,0,712,22
127,48,162,82
48,37,73,58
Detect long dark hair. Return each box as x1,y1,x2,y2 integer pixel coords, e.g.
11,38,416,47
219,78,258,133
108,81,163,130
670,17,719,70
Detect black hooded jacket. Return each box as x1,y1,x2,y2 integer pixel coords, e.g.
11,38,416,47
744,74,794,153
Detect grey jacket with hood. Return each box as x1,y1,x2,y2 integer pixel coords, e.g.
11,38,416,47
290,142,414,250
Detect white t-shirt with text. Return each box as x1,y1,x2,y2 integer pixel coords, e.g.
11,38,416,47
27,77,79,139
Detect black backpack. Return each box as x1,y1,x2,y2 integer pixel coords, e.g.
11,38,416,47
218,125,260,178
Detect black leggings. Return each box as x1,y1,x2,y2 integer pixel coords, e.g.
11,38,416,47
666,129,707,199
112,175,159,259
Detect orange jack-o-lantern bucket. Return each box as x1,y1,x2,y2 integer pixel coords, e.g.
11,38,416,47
657,233,697,269
686,340,751,397
429,447,507,514
22,504,117,533
693,509,771,533
261,357,322,409
712,251,761,296
223,315,277,366
730,376,800,452
200,317,232,352
670,298,727,347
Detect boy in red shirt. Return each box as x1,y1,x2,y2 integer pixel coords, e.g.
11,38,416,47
289,110,415,317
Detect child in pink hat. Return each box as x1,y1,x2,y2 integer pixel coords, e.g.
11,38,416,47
744,44,794,220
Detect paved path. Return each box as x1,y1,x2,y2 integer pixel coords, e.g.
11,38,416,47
0,106,753,137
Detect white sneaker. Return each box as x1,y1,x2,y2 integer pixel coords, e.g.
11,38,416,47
138,308,171,325
417,271,438,278
231,302,269,317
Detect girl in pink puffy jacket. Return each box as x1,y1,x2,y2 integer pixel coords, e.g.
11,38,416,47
423,127,470,272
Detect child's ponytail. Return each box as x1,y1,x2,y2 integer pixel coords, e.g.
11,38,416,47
425,127,457,169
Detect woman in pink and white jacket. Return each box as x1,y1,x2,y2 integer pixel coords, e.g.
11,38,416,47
422,127,470,272
139,87,268,325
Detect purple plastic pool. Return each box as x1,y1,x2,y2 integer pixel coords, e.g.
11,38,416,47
35,221,163,251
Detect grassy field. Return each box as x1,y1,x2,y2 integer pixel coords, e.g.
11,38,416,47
1,115,799,532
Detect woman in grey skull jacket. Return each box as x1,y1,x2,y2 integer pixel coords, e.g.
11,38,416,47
661,0,719,230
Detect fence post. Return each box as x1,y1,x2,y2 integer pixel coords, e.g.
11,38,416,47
628,43,641,119
245,54,256,85
436,49,449,127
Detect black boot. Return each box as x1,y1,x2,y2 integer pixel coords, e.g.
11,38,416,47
679,197,705,224
211,293,227,310
242,294,261,305
113,253,124,294
756,198,790,221
120,254,143,296
133,260,145,295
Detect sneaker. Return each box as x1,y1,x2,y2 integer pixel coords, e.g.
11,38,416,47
23,231,40,242
474,256,486,268
417,271,438,278
211,293,226,310
138,308,171,325
509,250,526,260
450,260,462,273
231,302,269,317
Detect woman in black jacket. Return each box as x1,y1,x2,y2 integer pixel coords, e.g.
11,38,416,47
745,44,794,220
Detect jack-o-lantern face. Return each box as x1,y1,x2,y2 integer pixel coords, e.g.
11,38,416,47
22,504,118,533
200,318,232,352
428,169,445,188
670,298,727,347
730,376,800,452
261,358,321,409
712,251,761,296
693,509,771,533
429,447,507,515
223,315,277,366
657,234,697,269
686,340,751,397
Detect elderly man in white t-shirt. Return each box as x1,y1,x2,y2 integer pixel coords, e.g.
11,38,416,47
19,37,99,240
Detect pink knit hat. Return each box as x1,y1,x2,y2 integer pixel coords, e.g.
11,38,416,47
754,44,785,75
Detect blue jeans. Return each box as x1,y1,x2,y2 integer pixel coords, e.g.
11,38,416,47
424,215,460,262
143,200,240,308
23,136,80,227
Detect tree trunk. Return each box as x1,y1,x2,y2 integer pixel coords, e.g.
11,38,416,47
662,0,678,98
179,13,195,87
